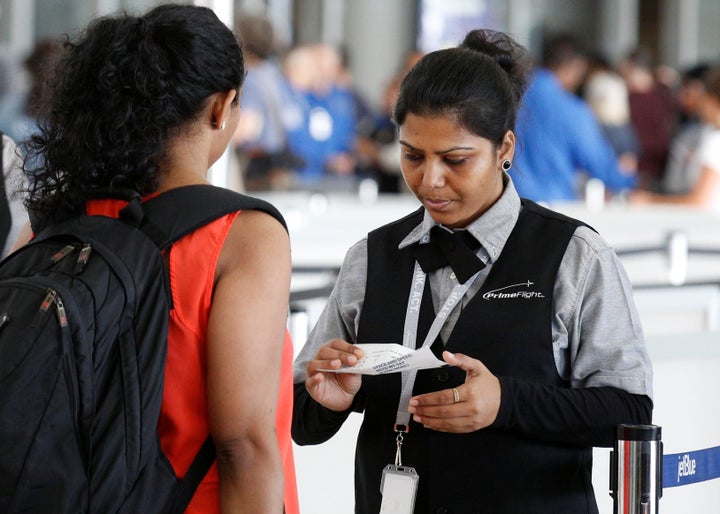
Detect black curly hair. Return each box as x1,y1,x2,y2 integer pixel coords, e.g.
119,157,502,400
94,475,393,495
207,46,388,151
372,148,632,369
23,3,245,218
393,29,530,147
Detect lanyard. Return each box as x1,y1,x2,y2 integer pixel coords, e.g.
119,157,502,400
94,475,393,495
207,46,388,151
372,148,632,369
395,235,481,429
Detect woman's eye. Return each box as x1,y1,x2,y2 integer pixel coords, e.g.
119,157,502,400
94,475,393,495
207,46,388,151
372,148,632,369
445,157,467,165
404,153,422,161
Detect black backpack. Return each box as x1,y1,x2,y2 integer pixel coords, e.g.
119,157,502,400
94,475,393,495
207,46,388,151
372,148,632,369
0,184,286,513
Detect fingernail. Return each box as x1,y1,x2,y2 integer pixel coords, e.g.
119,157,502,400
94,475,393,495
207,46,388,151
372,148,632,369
413,415,421,422
408,399,418,407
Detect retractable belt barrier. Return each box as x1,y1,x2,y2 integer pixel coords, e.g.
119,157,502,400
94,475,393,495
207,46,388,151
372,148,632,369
610,424,720,514
662,445,720,488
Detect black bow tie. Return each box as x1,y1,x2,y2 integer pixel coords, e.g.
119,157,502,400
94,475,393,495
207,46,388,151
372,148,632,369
412,225,486,283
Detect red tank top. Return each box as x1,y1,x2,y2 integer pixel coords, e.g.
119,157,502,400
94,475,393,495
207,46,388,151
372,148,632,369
86,199,299,514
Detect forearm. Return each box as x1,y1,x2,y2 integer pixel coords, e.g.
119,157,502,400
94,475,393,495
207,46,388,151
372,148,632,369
492,378,652,447
217,437,284,513
291,382,355,445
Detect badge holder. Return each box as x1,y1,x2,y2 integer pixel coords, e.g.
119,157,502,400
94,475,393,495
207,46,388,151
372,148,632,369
379,426,418,514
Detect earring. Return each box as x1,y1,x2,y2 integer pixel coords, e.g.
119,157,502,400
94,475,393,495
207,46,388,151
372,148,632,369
220,121,226,130
501,159,512,171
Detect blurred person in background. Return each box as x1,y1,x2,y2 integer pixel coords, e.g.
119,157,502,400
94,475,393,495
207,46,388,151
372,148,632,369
511,33,636,203
0,0,28,143
630,65,720,212
11,38,63,150
661,62,711,194
233,13,305,191
1,132,27,257
619,47,677,190
355,49,424,194
284,43,358,190
583,57,640,175
337,44,376,168
0,0,30,257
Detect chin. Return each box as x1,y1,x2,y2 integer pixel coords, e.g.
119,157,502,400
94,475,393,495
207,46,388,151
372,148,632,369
429,214,464,229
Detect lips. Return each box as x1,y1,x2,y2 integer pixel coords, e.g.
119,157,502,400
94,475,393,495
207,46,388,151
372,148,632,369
423,198,452,210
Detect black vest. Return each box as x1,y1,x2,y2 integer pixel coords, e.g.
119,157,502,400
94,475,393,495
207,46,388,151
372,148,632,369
355,200,598,514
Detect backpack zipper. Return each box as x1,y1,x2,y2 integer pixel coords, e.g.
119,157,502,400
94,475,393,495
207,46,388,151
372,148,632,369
50,244,77,263
74,243,92,274
36,286,82,457
39,288,68,327
40,289,57,312
55,298,68,327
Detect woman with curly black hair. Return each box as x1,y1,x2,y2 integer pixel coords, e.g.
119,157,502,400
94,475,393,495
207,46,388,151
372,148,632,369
20,4,293,513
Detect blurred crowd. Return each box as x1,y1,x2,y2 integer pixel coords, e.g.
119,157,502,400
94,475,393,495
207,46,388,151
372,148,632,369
2,13,720,212
228,13,422,194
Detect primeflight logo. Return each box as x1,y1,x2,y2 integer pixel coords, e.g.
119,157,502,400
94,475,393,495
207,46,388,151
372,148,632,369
482,281,545,300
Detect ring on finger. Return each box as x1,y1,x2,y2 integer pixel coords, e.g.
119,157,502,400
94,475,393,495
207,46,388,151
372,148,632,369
452,387,460,404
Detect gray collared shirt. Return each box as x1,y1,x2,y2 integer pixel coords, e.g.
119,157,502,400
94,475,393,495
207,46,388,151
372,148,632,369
293,176,653,398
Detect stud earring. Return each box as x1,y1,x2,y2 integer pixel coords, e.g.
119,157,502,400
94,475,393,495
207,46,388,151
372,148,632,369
501,159,512,171
220,121,226,130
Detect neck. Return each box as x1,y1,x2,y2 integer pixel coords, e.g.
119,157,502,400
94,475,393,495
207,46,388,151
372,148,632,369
155,155,212,193
155,131,215,193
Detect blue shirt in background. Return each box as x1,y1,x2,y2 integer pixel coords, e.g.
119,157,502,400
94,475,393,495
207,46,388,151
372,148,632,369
512,69,636,203
286,85,357,182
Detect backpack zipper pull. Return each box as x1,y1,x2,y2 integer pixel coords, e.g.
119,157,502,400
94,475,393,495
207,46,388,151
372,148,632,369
40,289,57,312
55,298,68,327
74,244,92,273
50,244,77,263
39,289,67,327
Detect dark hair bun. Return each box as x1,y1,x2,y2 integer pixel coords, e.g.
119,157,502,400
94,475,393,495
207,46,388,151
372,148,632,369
460,29,530,103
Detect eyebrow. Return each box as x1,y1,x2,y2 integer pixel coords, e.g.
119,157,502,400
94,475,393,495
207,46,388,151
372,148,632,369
399,140,475,154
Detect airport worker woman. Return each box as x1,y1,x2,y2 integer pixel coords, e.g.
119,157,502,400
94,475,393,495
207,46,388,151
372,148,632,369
292,28,653,514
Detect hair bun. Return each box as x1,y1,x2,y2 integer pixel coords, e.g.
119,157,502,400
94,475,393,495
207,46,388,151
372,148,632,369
460,29,530,103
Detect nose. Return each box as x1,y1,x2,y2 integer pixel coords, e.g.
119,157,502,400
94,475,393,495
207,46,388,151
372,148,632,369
421,159,446,188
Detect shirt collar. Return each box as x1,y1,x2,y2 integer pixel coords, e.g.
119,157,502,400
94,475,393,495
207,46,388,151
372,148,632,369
399,172,521,264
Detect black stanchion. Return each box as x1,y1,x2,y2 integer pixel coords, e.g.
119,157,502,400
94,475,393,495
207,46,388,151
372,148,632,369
610,424,663,514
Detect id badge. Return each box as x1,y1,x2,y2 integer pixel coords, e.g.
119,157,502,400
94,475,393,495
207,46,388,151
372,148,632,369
379,464,419,514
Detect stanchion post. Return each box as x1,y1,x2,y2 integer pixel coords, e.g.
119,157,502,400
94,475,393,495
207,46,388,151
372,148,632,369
610,424,663,514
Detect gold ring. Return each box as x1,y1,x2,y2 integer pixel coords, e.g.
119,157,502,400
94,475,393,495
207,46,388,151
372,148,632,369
452,387,460,404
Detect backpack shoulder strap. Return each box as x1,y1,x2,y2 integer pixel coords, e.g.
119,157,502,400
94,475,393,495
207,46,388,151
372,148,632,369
167,436,216,514
139,184,287,249
138,185,286,512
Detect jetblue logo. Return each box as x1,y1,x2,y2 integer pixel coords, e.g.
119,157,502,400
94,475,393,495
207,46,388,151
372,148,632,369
482,281,545,300
677,454,697,482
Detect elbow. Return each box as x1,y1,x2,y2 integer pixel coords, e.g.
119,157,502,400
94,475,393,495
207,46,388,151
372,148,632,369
214,433,279,472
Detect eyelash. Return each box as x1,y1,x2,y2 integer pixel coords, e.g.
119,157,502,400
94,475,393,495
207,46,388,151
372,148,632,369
403,153,467,166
